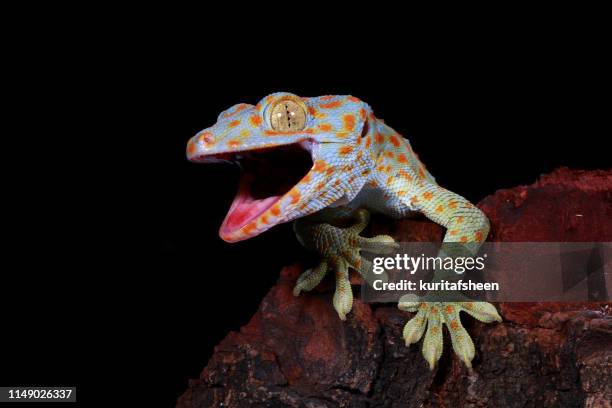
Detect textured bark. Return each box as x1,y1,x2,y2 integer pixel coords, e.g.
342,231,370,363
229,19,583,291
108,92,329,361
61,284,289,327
177,168,612,408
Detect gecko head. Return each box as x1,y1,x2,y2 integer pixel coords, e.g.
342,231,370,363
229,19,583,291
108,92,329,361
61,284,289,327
187,92,375,242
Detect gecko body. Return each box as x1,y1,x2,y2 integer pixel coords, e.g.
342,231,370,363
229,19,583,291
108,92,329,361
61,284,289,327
187,92,501,369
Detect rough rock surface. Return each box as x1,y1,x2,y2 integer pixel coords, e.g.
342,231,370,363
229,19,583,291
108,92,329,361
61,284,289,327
177,168,612,408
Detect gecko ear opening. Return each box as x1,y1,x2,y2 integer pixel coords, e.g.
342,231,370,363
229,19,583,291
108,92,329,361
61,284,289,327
360,116,370,139
348,100,373,143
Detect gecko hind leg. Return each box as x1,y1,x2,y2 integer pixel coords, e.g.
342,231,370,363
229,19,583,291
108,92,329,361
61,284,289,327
293,208,397,320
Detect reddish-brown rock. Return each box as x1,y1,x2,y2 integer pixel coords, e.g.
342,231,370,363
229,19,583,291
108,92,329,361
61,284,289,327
177,168,612,408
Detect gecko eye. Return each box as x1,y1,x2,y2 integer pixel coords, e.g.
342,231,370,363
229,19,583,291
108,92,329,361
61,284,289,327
269,98,307,132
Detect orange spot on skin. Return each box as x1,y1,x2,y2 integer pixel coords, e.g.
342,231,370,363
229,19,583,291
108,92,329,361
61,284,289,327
308,106,318,116
356,151,363,161
456,216,464,224
436,205,444,213
448,200,457,209
431,306,439,313
260,215,269,225
445,305,455,314
397,153,408,163
365,137,372,149
336,131,349,138
460,236,468,243
423,191,433,200
319,123,333,131
398,169,413,181
301,173,312,183
242,223,256,234
449,229,458,236
222,104,249,118
359,108,367,120
339,146,353,155
320,100,342,109
187,141,196,154
348,96,360,103
227,139,241,148
450,320,460,331
386,176,394,184
289,190,301,204
385,151,394,158
475,230,484,242
312,160,327,172
270,204,281,216
333,179,341,187
250,115,262,127
228,119,241,128
389,135,400,147
316,182,325,190
343,114,356,131
411,196,419,204
320,95,333,101
375,133,384,144
418,168,426,179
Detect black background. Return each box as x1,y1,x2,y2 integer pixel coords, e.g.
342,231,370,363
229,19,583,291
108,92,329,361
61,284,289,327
3,10,609,408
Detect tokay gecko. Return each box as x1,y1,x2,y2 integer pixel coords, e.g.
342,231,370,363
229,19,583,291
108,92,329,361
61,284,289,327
186,93,502,369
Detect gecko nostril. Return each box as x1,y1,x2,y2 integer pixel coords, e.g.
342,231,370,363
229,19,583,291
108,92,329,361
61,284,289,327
199,132,215,145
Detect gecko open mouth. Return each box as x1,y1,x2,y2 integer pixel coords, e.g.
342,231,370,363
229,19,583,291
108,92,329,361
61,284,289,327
219,143,313,234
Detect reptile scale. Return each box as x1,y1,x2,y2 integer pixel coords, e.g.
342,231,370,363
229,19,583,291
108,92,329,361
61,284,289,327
187,92,502,370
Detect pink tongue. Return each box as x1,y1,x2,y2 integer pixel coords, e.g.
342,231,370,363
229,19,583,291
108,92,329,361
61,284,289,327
221,189,281,233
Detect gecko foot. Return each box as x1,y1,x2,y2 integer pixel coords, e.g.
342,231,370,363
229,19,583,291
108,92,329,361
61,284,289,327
399,299,502,369
293,208,397,320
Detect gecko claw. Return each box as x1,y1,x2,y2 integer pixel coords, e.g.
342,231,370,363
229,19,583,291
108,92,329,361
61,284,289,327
331,257,352,320
293,261,328,296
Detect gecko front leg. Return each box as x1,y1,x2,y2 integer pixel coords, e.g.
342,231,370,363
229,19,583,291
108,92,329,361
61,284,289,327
399,182,502,369
293,207,396,320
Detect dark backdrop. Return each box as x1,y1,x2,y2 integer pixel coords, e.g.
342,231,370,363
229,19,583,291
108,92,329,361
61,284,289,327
4,20,609,408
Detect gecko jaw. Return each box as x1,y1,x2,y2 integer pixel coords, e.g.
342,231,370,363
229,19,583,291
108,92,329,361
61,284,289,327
217,143,313,240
